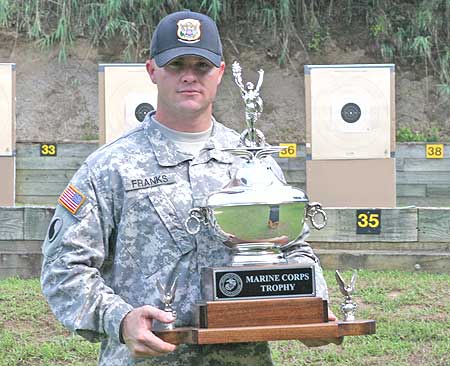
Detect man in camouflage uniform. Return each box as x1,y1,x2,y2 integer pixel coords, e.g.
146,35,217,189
41,10,334,366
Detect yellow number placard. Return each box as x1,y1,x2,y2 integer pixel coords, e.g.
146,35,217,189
40,143,57,156
357,213,380,228
426,144,444,159
279,143,297,158
356,209,381,234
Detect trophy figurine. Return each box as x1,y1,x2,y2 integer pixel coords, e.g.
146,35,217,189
232,61,264,147
336,270,358,321
154,62,375,345
154,276,178,331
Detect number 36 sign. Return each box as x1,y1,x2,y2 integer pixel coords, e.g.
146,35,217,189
279,143,297,158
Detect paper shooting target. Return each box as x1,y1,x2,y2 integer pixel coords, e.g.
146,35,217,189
305,64,395,160
99,64,158,145
0,63,15,156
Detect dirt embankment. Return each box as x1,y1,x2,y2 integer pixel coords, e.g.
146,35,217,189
0,31,449,144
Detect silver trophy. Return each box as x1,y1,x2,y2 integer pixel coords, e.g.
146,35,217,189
155,275,178,330
335,270,358,321
185,61,327,266
153,62,376,346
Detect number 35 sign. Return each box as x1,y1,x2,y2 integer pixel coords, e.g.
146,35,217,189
356,209,381,234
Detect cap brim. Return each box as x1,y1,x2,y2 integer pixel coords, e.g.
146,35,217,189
154,47,222,68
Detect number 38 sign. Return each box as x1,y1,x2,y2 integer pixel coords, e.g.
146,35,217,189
356,209,381,234
426,144,444,159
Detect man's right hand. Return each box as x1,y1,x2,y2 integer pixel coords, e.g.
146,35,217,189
121,305,177,358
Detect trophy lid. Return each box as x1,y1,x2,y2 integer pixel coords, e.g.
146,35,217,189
207,185,308,207
206,159,308,207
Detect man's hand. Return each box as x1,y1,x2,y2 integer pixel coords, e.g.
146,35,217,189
328,308,337,321
121,305,177,358
300,308,343,347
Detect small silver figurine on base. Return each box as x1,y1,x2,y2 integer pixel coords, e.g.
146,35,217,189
335,270,358,321
231,61,265,147
155,275,179,330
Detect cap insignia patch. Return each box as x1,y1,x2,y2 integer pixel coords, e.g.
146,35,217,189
177,18,201,43
58,184,86,215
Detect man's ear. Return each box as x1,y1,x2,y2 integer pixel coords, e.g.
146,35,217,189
146,59,157,84
217,61,226,85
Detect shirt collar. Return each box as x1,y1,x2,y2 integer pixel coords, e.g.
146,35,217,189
143,112,238,167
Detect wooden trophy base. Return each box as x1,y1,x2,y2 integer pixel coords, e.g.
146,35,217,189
154,297,375,345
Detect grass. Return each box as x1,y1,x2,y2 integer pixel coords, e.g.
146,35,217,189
0,278,99,366
1,270,449,365
271,270,450,366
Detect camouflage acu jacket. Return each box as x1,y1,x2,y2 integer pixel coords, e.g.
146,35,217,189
41,114,329,366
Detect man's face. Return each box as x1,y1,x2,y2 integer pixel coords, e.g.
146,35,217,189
146,55,225,118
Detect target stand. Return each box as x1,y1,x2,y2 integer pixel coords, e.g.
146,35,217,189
305,64,396,207
0,63,16,206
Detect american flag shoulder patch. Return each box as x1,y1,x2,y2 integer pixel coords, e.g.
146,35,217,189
58,184,86,214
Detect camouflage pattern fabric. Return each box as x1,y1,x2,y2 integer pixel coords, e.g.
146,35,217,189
41,112,328,366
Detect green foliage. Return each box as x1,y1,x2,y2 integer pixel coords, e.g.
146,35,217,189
366,0,450,97
0,0,331,65
397,126,442,142
0,0,171,61
0,0,449,95
200,0,222,21
0,0,9,27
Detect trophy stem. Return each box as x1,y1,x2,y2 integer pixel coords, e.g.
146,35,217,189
230,243,287,266
341,298,357,321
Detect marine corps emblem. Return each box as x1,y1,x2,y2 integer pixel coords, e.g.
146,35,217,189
219,272,243,297
177,18,201,43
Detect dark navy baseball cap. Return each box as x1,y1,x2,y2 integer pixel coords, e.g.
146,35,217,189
150,10,223,68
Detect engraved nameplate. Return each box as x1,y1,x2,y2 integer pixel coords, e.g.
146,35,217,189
201,264,315,301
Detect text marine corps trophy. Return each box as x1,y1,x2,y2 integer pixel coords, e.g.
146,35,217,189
154,62,376,345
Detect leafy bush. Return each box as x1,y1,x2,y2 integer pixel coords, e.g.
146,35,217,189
0,0,448,95
397,126,442,142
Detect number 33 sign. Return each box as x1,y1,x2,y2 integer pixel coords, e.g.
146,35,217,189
356,209,381,234
40,143,57,156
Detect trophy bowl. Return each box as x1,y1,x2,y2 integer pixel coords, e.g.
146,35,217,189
185,149,325,266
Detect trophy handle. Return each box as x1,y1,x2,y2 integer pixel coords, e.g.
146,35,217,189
185,208,209,235
306,202,327,230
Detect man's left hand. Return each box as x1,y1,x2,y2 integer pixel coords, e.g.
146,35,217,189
300,308,343,347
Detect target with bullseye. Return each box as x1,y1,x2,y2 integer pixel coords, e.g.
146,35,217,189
305,64,395,160
99,64,158,145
